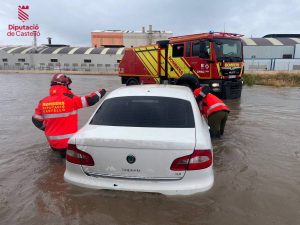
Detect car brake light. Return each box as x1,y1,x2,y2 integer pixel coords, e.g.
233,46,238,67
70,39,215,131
170,150,212,171
66,144,94,166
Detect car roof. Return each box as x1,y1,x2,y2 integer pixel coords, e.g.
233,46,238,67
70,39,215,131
107,85,194,101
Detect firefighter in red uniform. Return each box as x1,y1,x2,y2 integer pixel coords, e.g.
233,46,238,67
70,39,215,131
194,86,230,138
32,73,106,157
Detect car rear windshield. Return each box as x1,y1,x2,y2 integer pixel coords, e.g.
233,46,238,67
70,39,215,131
90,96,195,128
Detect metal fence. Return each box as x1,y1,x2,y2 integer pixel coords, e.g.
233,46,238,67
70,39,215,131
2,59,300,73
244,59,300,71
0,64,119,73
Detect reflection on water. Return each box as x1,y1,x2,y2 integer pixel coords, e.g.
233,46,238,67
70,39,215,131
0,74,300,225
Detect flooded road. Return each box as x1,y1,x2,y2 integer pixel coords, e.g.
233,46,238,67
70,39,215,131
0,73,299,225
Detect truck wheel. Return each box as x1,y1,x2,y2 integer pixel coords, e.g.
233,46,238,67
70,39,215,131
126,77,139,86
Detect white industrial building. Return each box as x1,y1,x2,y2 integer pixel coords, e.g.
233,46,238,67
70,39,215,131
242,34,300,71
0,45,124,72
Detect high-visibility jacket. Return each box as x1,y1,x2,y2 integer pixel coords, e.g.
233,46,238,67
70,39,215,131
194,87,230,118
32,85,102,150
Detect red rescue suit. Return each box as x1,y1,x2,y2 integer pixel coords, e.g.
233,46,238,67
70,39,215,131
194,87,230,137
32,85,103,150
194,87,229,118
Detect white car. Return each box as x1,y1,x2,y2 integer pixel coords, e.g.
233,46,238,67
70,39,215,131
64,85,214,195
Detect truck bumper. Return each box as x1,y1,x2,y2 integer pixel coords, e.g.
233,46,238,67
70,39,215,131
201,79,243,99
221,79,243,99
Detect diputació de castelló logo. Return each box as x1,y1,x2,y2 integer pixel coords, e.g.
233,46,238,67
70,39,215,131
7,5,41,37
18,5,29,22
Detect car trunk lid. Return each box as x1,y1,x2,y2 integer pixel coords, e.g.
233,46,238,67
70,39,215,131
75,125,195,180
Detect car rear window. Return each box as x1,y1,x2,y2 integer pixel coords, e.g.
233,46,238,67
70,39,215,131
90,96,195,128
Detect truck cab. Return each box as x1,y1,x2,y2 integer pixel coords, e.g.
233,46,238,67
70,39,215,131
119,32,244,99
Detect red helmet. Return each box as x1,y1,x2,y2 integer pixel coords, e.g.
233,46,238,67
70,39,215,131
51,73,72,86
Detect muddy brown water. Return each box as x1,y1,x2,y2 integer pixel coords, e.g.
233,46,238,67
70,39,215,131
0,73,299,225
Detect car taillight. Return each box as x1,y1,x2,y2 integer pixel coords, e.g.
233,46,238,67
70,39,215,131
170,150,212,171
66,144,94,166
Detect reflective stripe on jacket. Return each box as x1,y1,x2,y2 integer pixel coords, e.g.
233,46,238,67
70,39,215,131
33,85,100,149
194,87,207,98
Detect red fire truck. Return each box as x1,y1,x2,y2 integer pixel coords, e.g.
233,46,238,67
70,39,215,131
118,32,244,99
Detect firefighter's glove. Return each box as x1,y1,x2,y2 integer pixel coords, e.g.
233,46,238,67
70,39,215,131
99,89,106,98
201,86,210,95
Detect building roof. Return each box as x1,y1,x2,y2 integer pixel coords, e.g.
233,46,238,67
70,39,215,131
92,30,172,34
263,34,300,38
2,37,300,55
0,46,125,55
242,37,300,46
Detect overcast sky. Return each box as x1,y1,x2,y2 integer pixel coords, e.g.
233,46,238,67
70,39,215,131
1,0,300,46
